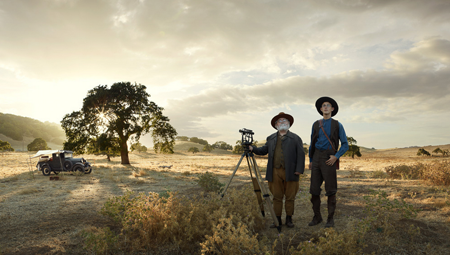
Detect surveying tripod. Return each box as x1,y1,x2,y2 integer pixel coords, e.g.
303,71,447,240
220,128,281,232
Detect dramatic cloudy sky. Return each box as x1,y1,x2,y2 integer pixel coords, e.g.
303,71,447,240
1,0,450,149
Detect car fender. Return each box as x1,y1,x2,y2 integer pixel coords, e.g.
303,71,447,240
73,162,85,168
40,163,51,171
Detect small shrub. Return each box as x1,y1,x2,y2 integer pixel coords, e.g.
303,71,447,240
385,163,424,179
348,170,365,178
182,171,191,176
290,228,363,255
385,161,450,186
420,160,450,186
195,171,225,193
188,147,200,154
82,227,119,255
200,216,267,255
368,170,388,179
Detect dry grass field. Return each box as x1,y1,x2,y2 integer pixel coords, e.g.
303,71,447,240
1,143,449,254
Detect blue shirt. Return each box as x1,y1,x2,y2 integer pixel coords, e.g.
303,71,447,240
309,118,349,162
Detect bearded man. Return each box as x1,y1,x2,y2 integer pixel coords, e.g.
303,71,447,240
249,112,305,228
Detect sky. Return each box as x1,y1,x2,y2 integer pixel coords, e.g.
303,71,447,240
1,0,450,149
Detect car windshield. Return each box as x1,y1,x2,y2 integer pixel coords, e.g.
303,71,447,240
64,152,73,158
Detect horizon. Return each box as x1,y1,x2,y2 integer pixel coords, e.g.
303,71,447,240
1,1,450,149
1,111,449,151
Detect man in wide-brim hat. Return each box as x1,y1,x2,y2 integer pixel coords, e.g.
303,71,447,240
308,97,348,228
249,112,305,228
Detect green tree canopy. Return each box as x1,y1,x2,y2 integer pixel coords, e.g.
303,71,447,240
417,148,431,156
27,138,50,151
344,136,362,158
347,136,357,146
189,137,208,145
87,133,121,161
176,136,189,141
432,147,443,156
0,140,14,152
61,82,177,164
131,142,148,153
213,141,233,150
232,140,258,154
203,144,214,153
188,147,199,154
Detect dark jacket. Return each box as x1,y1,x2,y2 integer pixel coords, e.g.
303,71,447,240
252,131,305,182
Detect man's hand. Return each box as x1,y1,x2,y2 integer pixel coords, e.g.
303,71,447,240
249,146,253,151
326,155,337,166
294,171,301,175
308,163,312,170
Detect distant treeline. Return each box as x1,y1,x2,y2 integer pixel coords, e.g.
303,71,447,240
0,113,65,143
176,136,233,150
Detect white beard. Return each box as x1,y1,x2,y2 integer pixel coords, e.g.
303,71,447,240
277,123,290,131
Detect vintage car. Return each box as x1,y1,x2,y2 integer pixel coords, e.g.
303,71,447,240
31,150,92,176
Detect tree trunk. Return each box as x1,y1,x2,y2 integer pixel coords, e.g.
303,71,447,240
120,141,130,164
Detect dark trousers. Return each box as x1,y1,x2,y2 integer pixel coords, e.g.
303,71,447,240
310,149,337,196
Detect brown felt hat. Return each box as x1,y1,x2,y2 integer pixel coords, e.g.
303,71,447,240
315,96,339,117
271,112,294,129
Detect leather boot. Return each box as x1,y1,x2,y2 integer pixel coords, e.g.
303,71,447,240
325,194,336,228
308,195,323,226
270,216,282,228
286,216,294,228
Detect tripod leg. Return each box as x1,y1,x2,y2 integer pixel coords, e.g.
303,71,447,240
248,154,281,233
220,153,245,198
246,156,265,217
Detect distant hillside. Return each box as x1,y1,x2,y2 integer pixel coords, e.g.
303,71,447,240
0,113,65,151
174,141,232,155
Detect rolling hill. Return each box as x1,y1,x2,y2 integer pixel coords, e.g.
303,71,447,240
0,113,65,151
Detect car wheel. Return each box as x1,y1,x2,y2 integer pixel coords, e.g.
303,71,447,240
63,160,73,171
84,167,92,174
42,166,51,176
73,165,84,172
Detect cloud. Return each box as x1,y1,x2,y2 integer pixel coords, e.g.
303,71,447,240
2,0,449,85
165,37,450,134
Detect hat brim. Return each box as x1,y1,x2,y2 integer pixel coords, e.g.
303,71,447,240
271,113,294,129
315,97,339,117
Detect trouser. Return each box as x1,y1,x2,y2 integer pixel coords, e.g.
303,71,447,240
310,149,337,196
268,167,299,216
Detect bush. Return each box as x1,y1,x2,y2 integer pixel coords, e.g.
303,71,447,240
27,138,50,151
417,148,431,156
195,171,225,193
87,187,266,254
385,163,424,179
188,147,200,154
200,215,267,254
384,161,450,186
82,227,119,254
420,160,450,186
368,170,388,179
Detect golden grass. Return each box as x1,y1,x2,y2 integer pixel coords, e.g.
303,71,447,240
1,146,450,254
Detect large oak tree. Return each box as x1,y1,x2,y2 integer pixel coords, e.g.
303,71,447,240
61,82,177,164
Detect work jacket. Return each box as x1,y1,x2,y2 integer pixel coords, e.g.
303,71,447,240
252,131,305,182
